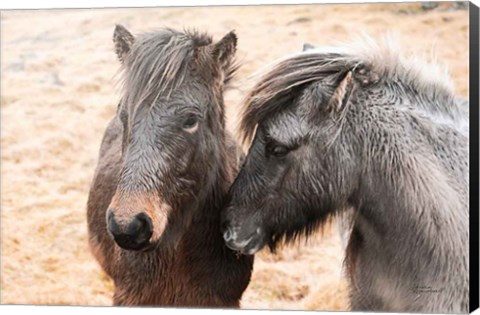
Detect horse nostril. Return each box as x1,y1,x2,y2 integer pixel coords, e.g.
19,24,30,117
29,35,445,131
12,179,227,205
107,211,153,251
223,227,235,242
125,215,143,236
130,212,153,241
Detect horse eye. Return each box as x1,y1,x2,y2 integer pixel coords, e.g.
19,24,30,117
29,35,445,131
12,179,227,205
183,116,198,130
268,144,290,158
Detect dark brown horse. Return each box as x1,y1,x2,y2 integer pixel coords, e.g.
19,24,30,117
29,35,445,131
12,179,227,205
87,25,253,306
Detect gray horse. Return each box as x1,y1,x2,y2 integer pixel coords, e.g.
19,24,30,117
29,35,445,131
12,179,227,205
221,39,469,313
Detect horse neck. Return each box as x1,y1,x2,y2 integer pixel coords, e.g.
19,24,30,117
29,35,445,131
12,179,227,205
351,105,468,251
353,154,468,286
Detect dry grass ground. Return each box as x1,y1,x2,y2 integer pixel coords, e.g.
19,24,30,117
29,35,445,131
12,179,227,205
0,2,469,310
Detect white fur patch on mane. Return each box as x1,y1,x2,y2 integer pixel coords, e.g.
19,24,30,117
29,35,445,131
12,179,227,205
242,34,457,109
303,35,467,136
301,34,455,96
311,36,469,136
238,34,467,145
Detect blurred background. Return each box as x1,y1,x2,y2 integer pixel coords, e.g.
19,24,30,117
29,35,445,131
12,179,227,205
0,2,469,309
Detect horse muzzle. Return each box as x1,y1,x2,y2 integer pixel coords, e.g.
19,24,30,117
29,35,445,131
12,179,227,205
222,225,266,255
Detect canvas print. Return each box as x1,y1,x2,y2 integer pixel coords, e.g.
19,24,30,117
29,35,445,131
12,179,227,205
1,1,478,313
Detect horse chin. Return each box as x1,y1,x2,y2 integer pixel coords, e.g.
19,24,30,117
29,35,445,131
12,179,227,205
224,230,267,256
151,225,185,251
138,241,157,252
239,241,266,255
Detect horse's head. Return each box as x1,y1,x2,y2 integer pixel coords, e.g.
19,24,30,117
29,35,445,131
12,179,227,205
222,37,462,255
107,25,237,251
222,51,370,255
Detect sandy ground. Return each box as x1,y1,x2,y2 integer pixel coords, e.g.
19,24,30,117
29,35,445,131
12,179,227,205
0,2,469,310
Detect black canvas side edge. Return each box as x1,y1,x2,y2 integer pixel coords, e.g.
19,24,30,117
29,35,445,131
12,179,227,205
469,1,480,313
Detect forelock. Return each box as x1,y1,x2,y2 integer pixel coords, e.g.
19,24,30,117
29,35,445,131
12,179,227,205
119,28,212,113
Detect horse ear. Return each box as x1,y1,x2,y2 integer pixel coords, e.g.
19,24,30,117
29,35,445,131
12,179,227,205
113,24,135,63
212,30,237,70
326,71,354,113
302,43,315,51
